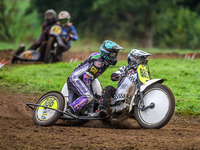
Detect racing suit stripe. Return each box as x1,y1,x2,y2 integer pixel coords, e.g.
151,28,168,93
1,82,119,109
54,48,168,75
69,63,92,96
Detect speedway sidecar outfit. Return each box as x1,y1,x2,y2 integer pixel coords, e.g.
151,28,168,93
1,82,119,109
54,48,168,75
11,9,57,64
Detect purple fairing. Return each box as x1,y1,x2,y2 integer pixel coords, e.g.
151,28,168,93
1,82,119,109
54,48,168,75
70,96,88,112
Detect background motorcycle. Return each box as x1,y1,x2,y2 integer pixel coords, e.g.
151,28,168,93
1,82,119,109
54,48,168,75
27,49,175,129
44,24,68,63
11,24,67,64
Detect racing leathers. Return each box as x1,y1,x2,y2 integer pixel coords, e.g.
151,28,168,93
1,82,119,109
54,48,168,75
54,22,78,60
63,23,78,50
67,52,109,113
28,20,58,50
110,65,137,113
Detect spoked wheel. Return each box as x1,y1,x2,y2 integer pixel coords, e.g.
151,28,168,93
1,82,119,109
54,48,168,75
134,83,175,129
33,91,65,126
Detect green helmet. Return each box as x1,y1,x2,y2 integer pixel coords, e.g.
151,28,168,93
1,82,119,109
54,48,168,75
100,40,124,65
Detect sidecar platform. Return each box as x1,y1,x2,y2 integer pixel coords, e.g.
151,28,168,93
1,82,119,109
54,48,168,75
26,102,105,121
12,50,41,64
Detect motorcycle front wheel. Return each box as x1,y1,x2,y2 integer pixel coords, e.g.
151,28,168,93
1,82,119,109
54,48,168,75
44,36,55,63
33,91,65,126
134,83,175,129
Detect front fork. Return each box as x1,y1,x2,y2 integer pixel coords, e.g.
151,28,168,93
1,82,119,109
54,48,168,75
137,73,145,110
138,84,155,111
136,74,154,111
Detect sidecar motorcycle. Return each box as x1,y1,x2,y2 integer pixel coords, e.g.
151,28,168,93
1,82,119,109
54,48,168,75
11,24,67,64
26,49,175,129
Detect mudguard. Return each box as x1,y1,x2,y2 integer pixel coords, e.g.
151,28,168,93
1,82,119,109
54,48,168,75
140,79,164,92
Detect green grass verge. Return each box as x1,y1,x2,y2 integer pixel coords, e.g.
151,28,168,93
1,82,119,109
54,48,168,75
1,40,200,54
0,59,200,115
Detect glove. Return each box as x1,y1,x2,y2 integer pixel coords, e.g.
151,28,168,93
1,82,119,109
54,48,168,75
111,73,120,81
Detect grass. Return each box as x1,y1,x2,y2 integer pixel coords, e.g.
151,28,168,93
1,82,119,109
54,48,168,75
149,59,200,115
0,59,200,115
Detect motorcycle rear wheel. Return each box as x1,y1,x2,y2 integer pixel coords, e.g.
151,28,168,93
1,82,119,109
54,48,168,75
134,83,175,129
33,91,65,126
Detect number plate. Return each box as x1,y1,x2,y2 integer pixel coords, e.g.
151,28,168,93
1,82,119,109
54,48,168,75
137,65,150,84
50,25,62,35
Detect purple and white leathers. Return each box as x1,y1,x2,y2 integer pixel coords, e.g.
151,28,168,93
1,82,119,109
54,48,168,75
61,40,124,113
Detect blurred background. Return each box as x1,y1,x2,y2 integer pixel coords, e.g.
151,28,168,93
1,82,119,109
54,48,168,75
1,0,200,50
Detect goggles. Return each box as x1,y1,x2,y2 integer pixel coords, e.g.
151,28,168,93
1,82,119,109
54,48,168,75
59,18,70,24
109,50,119,58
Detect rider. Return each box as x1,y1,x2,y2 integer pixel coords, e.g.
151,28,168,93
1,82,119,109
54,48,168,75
12,9,57,62
55,11,78,61
111,49,138,82
100,49,139,114
65,40,124,116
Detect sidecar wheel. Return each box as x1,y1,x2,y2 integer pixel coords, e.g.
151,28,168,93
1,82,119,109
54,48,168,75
33,91,65,126
134,83,175,129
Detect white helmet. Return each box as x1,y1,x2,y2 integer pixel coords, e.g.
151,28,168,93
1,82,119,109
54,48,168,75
128,49,151,66
58,11,71,24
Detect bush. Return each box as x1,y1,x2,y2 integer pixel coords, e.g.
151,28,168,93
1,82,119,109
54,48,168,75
154,8,200,49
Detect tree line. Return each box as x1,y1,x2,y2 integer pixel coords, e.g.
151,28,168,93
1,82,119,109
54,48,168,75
1,0,200,49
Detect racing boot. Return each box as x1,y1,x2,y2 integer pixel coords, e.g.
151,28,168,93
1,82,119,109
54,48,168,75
98,96,108,117
99,101,107,117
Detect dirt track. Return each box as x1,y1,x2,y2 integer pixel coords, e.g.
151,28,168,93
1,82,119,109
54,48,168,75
0,50,200,149
0,90,200,150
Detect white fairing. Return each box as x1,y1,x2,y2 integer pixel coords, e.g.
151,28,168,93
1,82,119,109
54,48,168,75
91,78,102,95
61,82,69,99
61,82,69,111
116,77,134,97
140,79,164,92
111,77,136,105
